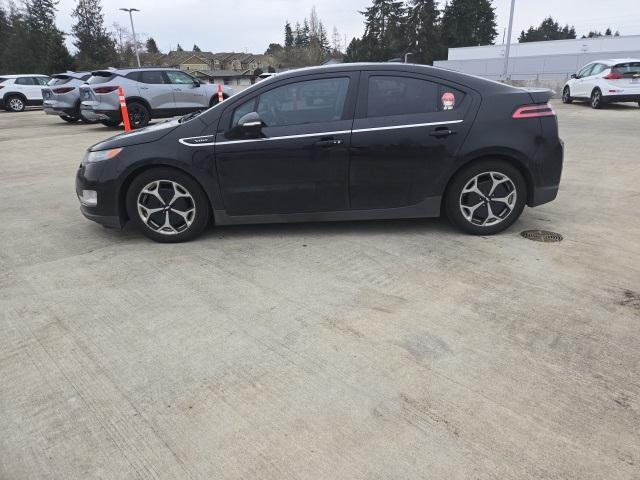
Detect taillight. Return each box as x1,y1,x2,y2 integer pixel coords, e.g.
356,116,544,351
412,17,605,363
513,103,556,119
52,87,75,94
92,86,119,94
604,72,624,80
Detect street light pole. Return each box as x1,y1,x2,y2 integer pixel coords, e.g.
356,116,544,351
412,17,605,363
502,0,516,81
120,8,141,67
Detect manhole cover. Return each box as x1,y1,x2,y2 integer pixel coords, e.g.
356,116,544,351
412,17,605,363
520,230,563,243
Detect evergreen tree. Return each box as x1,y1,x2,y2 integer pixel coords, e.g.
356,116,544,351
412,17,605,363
176,43,183,51
145,37,159,53
318,22,330,54
605,27,612,36
360,0,407,61
72,0,117,70
406,0,440,64
293,22,302,47
519,17,576,42
300,19,310,47
23,0,73,73
441,0,497,48
0,5,10,72
284,21,294,48
193,44,201,52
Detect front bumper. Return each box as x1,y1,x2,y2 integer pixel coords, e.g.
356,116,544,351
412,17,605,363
76,161,123,229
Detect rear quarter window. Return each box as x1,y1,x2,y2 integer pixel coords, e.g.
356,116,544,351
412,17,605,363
0,77,8,84
49,77,71,86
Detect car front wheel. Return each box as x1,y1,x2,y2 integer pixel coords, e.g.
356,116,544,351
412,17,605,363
445,160,527,235
562,86,573,104
126,168,211,243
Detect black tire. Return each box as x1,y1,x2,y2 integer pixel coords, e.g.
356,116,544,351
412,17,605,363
100,119,122,128
591,88,604,109
126,167,211,243
60,115,80,123
444,160,527,235
6,95,26,112
562,86,573,104
127,101,150,129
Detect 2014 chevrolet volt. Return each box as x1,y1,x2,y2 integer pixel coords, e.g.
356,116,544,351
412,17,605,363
76,63,564,243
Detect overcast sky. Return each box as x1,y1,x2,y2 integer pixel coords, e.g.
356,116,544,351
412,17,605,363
43,0,640,53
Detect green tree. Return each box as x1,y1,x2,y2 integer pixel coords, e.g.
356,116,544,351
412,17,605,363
318,21,330,54
359,0,407,61
176,43,183,51
293,22,302,47
192,44,201,52
406,0,440,64
300,19,310,47
145,36,159,53
72,0,117,70
23,0,73,73
0,5,10,72
519,17,576,42
284,21,294,48
441,0,497,48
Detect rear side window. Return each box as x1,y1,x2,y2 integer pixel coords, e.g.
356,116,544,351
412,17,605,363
367,76,464,117
140,71,166,84
612,62,640,76
590,64,607,76
166,71,195,84
34,77,49,85
87,74,115,84
15,77,35,85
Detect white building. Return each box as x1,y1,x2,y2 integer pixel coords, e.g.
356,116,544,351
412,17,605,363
434,34,640,81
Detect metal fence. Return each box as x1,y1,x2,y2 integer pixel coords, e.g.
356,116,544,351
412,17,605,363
434,50,640,81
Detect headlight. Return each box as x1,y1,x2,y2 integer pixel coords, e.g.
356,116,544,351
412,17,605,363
83,148,123,165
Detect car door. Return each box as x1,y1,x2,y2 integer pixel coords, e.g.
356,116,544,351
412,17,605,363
137,71,176,113
213,72,358,216
32,77,49,101
573,64,595,97
349,71,475,210
166,70,208,111
14,77,39,101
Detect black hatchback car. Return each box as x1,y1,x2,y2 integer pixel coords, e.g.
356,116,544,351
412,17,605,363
76,63,563,243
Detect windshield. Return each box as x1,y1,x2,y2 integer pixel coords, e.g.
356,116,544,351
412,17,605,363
612,62,640,76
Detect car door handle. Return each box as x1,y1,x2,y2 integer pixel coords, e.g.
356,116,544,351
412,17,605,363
429,127,457,138
314,138,343,148
139,86,149,90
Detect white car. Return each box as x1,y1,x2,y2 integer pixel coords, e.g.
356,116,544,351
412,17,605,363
0,74,50,112
562,58,640,109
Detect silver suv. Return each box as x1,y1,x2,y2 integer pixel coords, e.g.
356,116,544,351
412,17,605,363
42,71,93,123
80,67,234,128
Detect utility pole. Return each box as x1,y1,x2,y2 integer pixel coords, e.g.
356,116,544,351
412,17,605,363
502,0,516,81
120,8,141,67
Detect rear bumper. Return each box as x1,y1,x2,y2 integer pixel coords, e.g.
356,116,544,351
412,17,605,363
80,107,121,122
602,94,640,103
528,137,564,207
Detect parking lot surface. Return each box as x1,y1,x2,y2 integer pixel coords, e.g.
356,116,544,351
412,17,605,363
1,103,639,479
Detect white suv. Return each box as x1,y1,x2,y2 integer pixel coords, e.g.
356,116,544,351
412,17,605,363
563,58,640,109
0,74,50,112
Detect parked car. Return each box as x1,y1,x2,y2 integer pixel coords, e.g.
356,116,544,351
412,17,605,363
79,67,234,128
76,63,564,243
562,58,640,109
0,74,50,112
42,71,94,123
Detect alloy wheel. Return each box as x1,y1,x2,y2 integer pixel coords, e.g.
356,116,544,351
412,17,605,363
591,90,601,108
459,171,517,227
562,88,571,103
9,98,24,111
128,104,149,128
137,180,196,235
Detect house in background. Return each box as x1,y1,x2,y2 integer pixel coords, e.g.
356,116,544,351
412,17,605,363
192,69,254,90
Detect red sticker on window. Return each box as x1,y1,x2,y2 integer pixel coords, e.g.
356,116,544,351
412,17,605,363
442,92,455,110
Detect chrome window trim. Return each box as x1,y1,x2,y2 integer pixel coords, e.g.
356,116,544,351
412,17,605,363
178,120,464,147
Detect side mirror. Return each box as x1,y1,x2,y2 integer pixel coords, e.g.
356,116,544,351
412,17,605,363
571,74,577,79
236,112,263,138
193,80,201,87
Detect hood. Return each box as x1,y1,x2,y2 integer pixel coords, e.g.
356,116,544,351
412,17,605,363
90,117,183,151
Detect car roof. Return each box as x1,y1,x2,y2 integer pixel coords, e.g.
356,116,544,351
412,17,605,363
0,74,50,78
588,58,640,66
272,62,516,93
90,67,181,74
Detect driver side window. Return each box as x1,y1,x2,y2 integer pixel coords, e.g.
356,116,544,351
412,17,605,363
231,77,350,128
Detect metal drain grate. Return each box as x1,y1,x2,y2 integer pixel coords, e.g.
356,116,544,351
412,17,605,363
521,230,563,243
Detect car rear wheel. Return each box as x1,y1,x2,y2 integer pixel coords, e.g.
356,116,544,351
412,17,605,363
127,102,150,129
6,95,26,112
562,87,573,104
445,160,527,235
591,89,603,109
61,115,80,123
126,168,211,243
